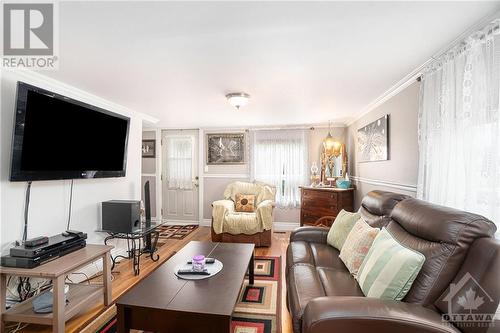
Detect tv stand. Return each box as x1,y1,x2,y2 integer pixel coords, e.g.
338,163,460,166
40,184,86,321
0,244,113,333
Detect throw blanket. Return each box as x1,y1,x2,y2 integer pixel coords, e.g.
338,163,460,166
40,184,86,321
212,199,274,235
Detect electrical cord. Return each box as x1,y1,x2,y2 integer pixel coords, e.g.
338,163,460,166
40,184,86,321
16,277,31,302
22,181,33,243
9,277,51,303
66,272,91,285
19,181,33,301
66,179,74,230
7,322,29,333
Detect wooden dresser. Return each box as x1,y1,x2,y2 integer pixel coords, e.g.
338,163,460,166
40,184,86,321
300,186,355,227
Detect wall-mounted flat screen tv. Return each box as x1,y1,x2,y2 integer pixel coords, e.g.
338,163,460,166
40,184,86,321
10,82,130,181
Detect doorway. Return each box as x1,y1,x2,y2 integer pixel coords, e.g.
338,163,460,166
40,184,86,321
161,129,199,223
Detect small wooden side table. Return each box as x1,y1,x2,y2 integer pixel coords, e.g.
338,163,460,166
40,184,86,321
0,244,113,333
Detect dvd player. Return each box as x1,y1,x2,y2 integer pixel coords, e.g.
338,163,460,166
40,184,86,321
1,232,87,269
10,232,87,258
1,239,86,268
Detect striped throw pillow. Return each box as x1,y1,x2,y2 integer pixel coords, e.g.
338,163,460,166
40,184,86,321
356,228,426,301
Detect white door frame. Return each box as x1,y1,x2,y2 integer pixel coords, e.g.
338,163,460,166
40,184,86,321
198,130,205,226
161,129,200,224
141,129,163,219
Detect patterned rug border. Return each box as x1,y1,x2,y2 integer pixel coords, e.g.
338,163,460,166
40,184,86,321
236,255,281,333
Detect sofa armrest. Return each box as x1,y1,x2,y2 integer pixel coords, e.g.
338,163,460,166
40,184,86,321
303,297,459,333
256,199,275,210
211,200,235,213
290,227,328,244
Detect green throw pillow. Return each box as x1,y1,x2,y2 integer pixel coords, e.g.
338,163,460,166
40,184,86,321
327,210,361,251
356,228,426,301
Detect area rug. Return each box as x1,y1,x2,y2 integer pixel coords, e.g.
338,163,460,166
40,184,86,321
233,256,281,333
157,224,198,241
87,256,281,333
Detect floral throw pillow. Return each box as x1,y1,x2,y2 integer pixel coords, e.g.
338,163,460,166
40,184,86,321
235,194,256,212
339,218,379,277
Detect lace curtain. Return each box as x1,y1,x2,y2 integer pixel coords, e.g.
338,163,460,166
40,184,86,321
166,136,193,190
417,20,500,231
252,129,308,208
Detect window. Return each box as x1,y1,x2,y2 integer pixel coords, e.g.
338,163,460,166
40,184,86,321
165,136,194,189
418,20,500,234
252,130,308,208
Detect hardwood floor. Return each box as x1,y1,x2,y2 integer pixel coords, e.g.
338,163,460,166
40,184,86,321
14,227,292,333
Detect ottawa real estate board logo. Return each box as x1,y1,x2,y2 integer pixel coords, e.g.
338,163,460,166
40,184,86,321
441,272,497,329
2,2,58,69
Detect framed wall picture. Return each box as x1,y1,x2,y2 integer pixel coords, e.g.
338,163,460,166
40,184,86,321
357,114,389,162
206,133,245,165
142,139,156,158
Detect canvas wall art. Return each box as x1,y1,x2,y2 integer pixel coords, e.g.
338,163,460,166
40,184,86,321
357,115,389,162
206,133,245,164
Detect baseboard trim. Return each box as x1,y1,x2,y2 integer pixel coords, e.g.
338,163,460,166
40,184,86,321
201,219,212,227
163,220,200,226
202,174,250,179
350,176,417,192
274,222,300,232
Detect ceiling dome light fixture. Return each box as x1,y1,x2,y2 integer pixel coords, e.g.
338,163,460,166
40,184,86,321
226,92,250,110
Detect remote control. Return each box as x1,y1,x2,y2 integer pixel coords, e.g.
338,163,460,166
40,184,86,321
187,258,216,264
63,230,84,237
177,269,210,275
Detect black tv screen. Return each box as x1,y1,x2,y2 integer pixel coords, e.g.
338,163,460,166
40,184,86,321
10,82,130,181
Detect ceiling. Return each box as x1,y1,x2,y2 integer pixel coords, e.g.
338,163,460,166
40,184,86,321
43,1,500,128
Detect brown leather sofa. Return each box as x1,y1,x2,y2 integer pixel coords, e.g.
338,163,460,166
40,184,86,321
286,191,499,333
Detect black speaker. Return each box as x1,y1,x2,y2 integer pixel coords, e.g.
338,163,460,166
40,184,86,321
143,181,152,251
101,200,141,233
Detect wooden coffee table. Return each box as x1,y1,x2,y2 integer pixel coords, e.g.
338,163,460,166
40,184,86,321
116,241,255,333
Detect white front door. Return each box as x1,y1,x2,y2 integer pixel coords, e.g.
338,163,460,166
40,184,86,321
162,130,199,223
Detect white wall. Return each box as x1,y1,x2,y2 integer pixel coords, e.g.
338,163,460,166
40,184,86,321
0,70,147,254
347,81,420,208
200,126,347,224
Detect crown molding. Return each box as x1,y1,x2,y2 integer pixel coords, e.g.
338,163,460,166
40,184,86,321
2,69,159,124
346,10,500,127
345,71,423,127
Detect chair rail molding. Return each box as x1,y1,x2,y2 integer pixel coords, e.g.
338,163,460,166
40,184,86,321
350,175,417,193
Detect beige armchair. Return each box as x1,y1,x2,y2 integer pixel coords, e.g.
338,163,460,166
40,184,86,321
211,181,276,247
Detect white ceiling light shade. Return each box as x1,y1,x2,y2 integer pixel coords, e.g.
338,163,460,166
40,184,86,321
226,92,250,110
